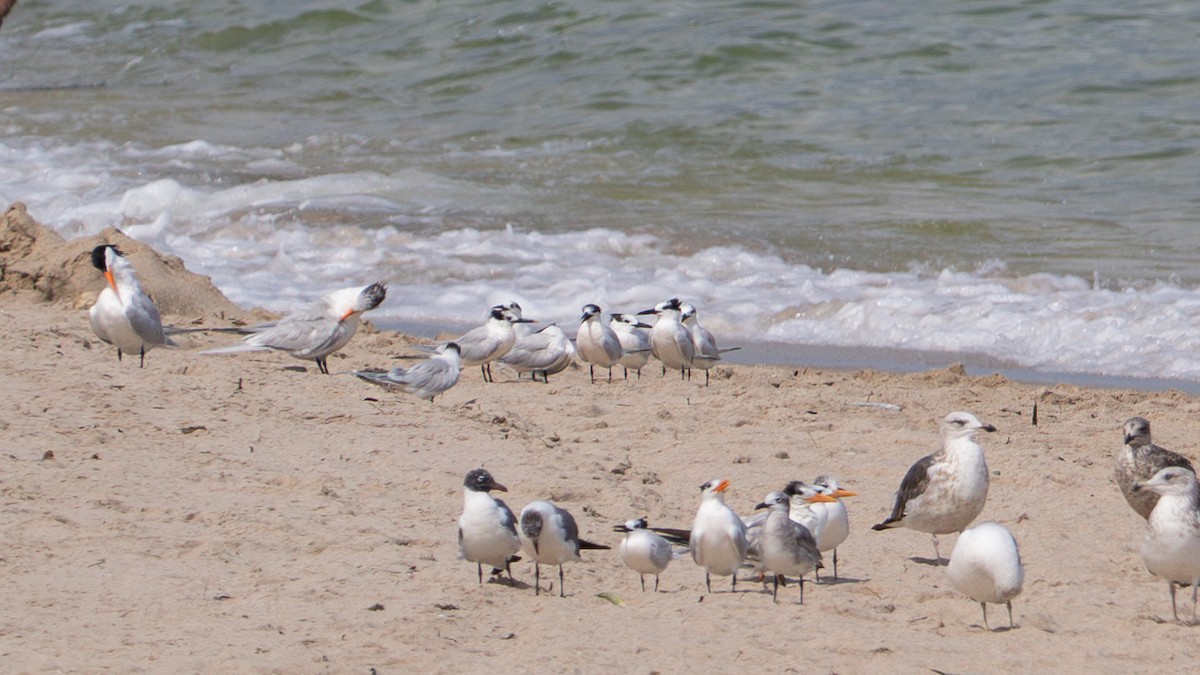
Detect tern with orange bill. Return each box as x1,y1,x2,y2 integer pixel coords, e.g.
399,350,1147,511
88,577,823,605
689,478,749,593
201,282,386,374
88,244,174,367
810,475,858,579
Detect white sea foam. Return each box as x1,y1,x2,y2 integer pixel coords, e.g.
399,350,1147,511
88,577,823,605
4,137,1200,382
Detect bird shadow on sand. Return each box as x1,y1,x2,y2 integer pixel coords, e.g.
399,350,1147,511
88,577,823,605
815,575,869,586
909,556,945,567
966,623,1019,633
486,576,531,591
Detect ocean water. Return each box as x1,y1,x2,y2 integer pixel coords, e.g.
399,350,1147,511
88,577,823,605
2,0,1200,383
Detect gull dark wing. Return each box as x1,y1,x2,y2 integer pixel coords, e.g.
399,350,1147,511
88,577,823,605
872,453,935,530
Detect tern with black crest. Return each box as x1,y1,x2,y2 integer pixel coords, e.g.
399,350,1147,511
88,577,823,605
575,304,623,383
689,479,748,593
638,298,694,379
202,282,386,374
88,244,173,367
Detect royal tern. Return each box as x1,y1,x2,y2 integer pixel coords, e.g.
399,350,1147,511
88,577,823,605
872,411,997,565
452,306,533,382
810,475,858,580
354,342,461,401
1132,466,1200,624
201,282,386,374
638,298,694,380
689,479,749,593
575,304,623,384
781,481,828,541
519,500,609,597
499,323,576,383
1117,416,1196,520
458,469,521,584
88,244,173,367
946,521,1024,630
754,492,824,603
614,518,687,592
610,313,652,379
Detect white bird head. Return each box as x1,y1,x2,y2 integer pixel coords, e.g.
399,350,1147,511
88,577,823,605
699,478,731,501
1133,466,1198,497
638,297,683,317
680,303,698,324
614,517,649,533
940,411,997,441
329,282,387,320
813,475,858,499
610,313,652,330
580,303,603,323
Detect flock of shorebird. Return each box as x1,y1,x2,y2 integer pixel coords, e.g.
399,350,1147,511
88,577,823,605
459,412,1200,629
86,244,1200,627
85,244,733,395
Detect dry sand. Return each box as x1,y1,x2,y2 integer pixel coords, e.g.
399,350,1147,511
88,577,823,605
2,204,1200,672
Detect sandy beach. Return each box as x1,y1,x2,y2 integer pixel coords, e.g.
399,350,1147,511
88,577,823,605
3,203,1200,673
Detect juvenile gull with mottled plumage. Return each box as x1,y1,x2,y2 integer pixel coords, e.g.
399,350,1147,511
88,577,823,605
872,411,996,564
1117,416,1196,520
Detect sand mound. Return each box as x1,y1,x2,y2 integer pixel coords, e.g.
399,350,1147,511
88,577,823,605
0,202,245,318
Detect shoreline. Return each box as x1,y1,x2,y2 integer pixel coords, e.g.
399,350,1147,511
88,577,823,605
380,317,1200,395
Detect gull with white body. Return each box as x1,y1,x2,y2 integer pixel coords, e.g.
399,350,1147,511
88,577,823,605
946,521,1024,629
519,500,609,597
872,411,997,564
1132,466,1200,624
457,469,521,584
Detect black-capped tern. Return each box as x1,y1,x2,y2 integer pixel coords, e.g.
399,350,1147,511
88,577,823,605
88,244,173,367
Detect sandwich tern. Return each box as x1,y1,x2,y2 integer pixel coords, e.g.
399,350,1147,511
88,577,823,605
354,342,461,401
